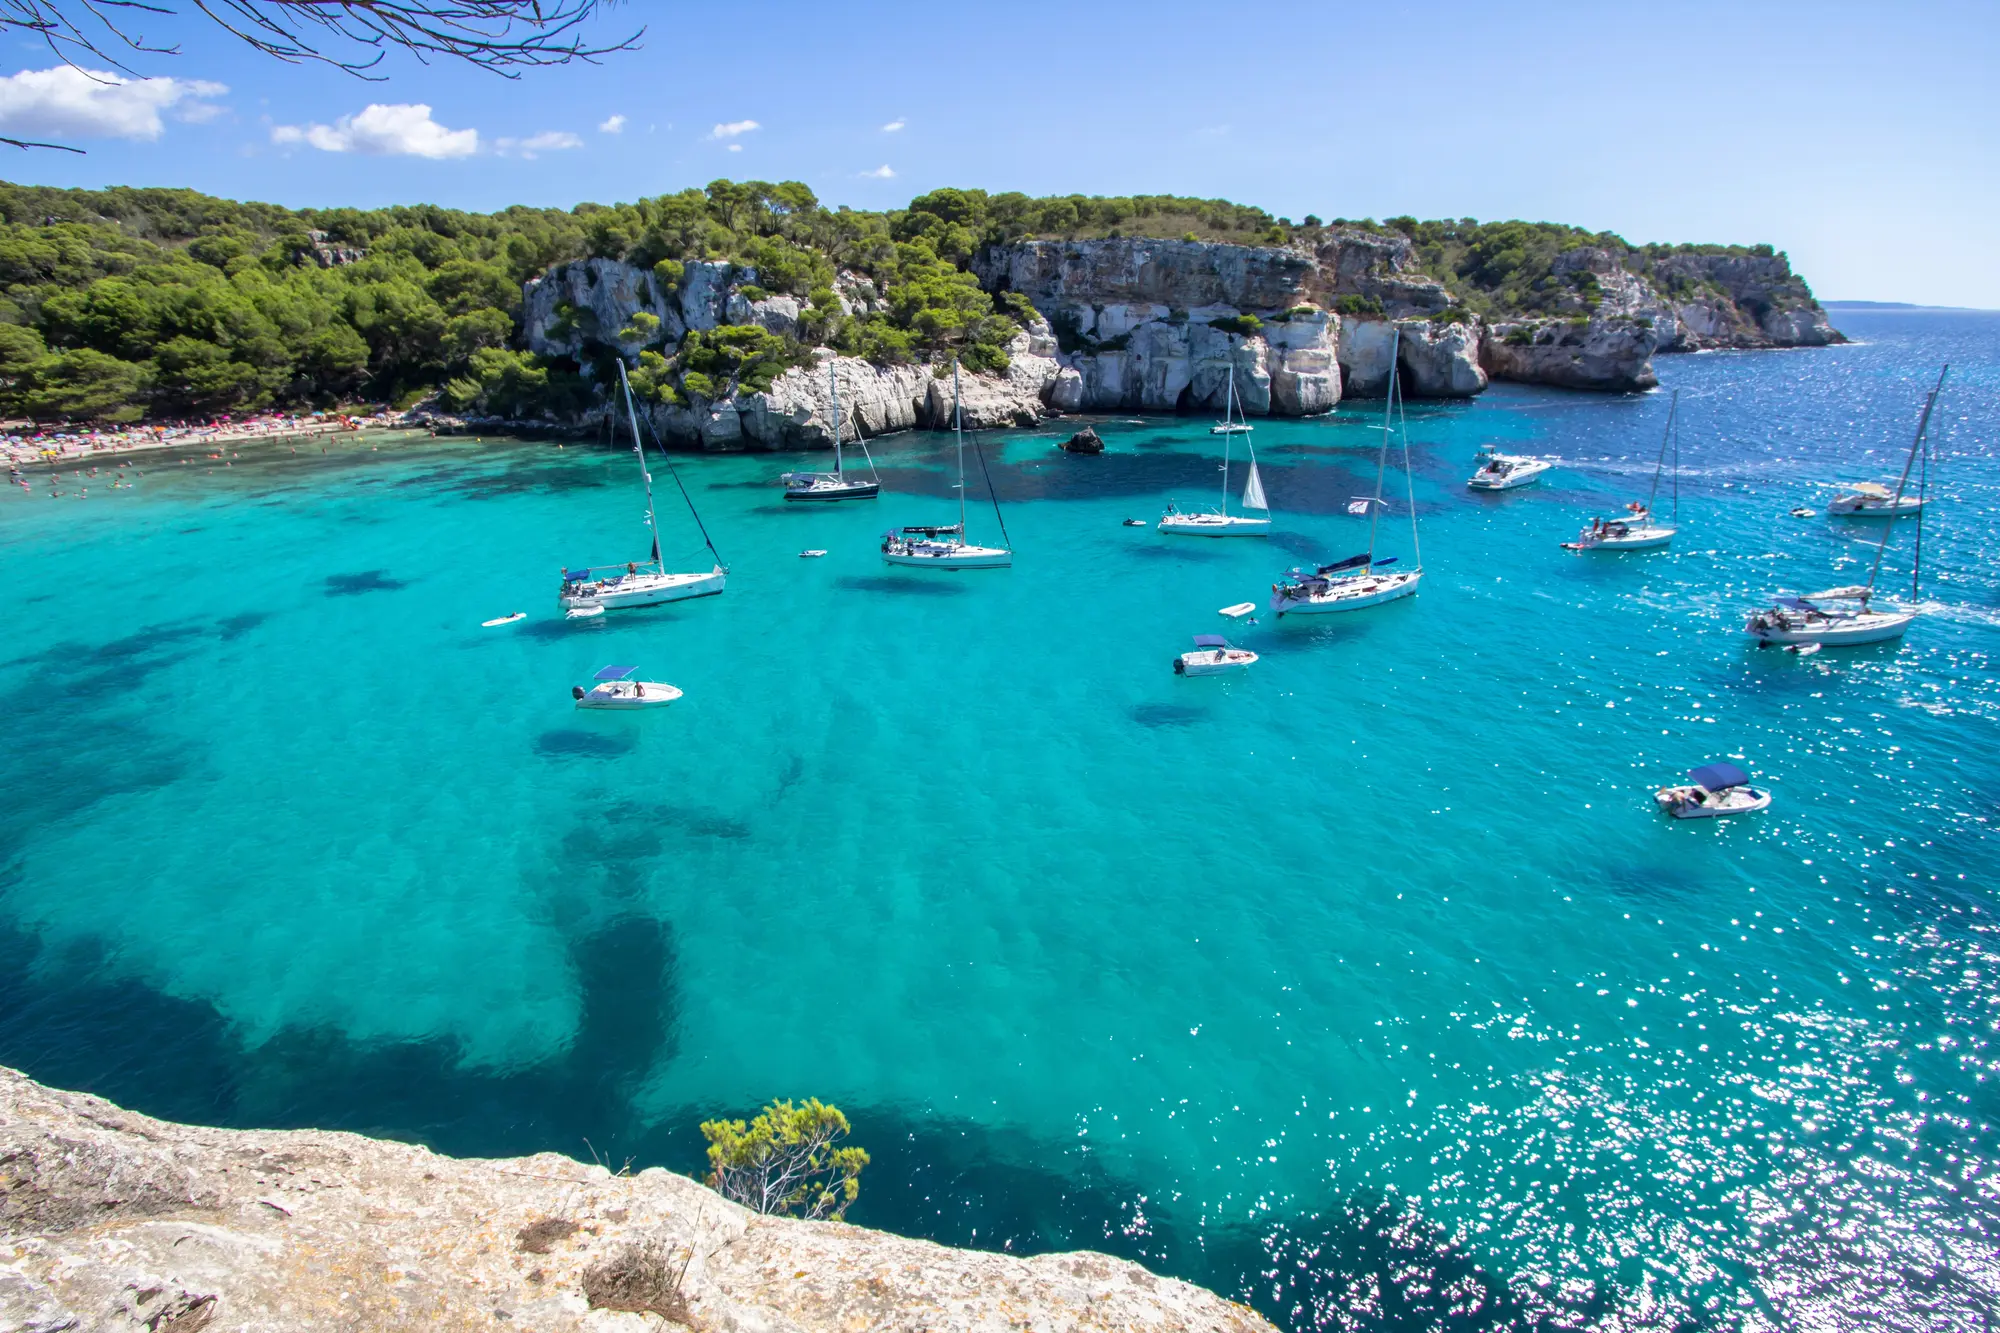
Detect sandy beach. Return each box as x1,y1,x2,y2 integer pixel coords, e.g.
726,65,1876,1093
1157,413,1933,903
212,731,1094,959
3,409,406,470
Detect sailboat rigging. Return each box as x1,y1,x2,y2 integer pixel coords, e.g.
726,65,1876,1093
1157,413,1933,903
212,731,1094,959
1270,327,1423,616
880,358,1013,568
782,360,880,500
556,361,728,613
1745,364,1946,647
1160,361,1272,536
1565,390,1681,551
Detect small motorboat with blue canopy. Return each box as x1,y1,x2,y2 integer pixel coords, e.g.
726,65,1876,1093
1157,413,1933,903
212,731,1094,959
1175,634,1257,676
573,664,681,710
1654,761,1770,818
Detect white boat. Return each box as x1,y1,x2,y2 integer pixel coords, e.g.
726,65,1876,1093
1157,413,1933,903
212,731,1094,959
481,612,526,627
1467,446,1552,490
559,361,728,613
800,549,827,558
783,362,880,500
1655,761,1770,819
1566,391,1681,551
1210,362,1255,435
1827,481,1924,518
573,664,681,710
1219,602,1256,619
1745,365,1947,648
1175,634,1257,675
565,602,605,620
1163,364,1271,536
1272,329,1422,617
882,359,1013,569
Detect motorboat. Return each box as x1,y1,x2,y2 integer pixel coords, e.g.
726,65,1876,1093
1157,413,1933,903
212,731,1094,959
1271,330,1423,617
1655,761,1770,819
1565,392,1681,551
482,612,526,627
1122,518,1147,526
1468,446,1552,490
573,664,681,710
1164,364,1270,536
1744,589,1915,646
1744,365,1947,648
1828,481,1923,518
783,362,880,500
800,549,827,558
881,359,1012,569
1175,634,1257,675
558,361,728,613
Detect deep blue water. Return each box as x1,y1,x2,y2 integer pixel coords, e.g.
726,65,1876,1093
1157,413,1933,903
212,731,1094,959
3,308,1997,1331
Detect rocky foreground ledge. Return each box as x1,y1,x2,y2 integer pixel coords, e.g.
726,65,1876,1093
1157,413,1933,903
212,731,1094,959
0,1068,1272,1332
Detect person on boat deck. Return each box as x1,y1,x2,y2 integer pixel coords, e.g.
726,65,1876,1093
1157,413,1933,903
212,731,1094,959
635,681,645,697
626,562,637,574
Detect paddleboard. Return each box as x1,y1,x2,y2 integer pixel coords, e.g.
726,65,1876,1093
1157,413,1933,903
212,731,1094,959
1219,602,1256,619
481,612,527,627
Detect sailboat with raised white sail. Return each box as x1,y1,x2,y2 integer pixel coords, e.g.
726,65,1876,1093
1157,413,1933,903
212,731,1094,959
1565,389,1681,551
881,359,1012,568
1745,365,1946,647
1270,328,1422,615
557,361,728,612
782,360,879,500
1161,362,1271,536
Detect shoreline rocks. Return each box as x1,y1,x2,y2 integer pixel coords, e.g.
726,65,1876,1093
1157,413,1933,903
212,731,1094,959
0,1066,1276,1333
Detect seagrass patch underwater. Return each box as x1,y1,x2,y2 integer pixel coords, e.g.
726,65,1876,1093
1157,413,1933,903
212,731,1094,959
2,307,1998,1330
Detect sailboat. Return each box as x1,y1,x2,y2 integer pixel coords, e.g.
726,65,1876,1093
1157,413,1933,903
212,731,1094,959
1270,328,1421,615
557,361,728,612
881,359,1012,568
782,360,879,500
1565,390,1681,551
1161,362,1271,536
1745,365,1946,647
1210,361,1254,435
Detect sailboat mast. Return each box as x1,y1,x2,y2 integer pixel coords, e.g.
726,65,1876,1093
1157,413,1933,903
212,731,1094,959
953,357,966,540
1398,367,1420,571
617,360,664,571
829,361,844,481
1220,363,1234,516
1646,390,1677,515
1367,330,1400,564
1861,363,1949,603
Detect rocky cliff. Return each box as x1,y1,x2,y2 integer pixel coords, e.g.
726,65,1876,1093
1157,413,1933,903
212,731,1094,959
512,230,1840,452
0,1067,1273,1333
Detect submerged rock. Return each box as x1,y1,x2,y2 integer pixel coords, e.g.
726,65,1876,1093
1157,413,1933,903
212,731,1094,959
0,1066,1276,1333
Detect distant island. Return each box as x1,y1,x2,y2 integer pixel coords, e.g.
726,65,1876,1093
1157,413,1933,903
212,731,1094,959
0,180,1843,448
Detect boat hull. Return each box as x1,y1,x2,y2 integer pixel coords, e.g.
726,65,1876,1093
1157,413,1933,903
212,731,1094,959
1158,513,1271,537
882,544,1012,569
1176,650,1257,675
1272,570,1421,615
1827,496,1924,517
1656,786,1771,818
558,568,727,611
577,682,682,710
783,478,879,501
1468,458,1552,491
1568,525,1677,551
1745,611,1913,646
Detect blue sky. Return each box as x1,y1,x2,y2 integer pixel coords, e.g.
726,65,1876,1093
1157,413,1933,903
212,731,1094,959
0,0,1994,305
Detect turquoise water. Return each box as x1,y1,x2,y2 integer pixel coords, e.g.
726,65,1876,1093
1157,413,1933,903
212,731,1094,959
4,309,1997,1330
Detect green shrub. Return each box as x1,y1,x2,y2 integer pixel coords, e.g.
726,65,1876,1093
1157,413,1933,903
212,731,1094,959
1333,294,1383,317
701,1099,868,1221
1429,307,1472,326
1208,313,1262,338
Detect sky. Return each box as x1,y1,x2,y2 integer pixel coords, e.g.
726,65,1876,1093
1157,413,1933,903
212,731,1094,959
0,0,1994,305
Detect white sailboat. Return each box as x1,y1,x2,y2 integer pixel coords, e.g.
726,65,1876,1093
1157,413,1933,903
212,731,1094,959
1565,389,1681,551
1161,363,1271,536
1210,360,1254,435
558,361,728,612
881,359,1013,568
1270,328,1421,615
1745,365,1946,647
782,360,880,500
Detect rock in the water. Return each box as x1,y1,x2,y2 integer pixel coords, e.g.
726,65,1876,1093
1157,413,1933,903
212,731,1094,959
1063,425,1105,453
0,1066,1277,1333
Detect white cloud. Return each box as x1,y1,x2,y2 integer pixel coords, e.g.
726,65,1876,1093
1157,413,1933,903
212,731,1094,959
859,164,895,178
270,103,476,158
598,113,625,134
495,130,583,158
708,119,759,140
0,66,226,141
726,143,742,152
881,118,905,132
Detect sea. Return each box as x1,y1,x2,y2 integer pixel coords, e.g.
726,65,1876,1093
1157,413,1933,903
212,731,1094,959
2,307,1995,1331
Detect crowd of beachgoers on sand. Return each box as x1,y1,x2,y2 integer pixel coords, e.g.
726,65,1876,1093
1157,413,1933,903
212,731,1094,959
3,409,405,470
